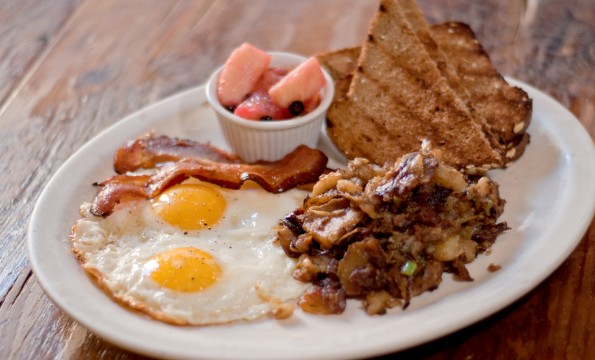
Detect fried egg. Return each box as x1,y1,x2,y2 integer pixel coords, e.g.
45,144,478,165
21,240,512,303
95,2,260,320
71,180,307,325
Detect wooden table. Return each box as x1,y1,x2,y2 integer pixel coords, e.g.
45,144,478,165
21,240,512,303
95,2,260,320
1,0,593,358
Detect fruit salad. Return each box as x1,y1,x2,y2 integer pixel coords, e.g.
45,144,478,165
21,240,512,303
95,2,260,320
216,43,326,121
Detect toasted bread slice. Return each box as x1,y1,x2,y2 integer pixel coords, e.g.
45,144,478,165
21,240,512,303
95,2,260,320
319,7,532,167
326,0,502,172
316,47,360,99
316,47,360,102
394,1,511,159
316,7,468,105
430,22,532,162
397,0,471,102
319,45,530,164
315,47,360,85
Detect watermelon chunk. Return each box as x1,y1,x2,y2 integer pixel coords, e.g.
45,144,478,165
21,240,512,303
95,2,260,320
217,43,271,107
303,94,321,114
234,91,292,120
253,67,288,92
268,57,326,108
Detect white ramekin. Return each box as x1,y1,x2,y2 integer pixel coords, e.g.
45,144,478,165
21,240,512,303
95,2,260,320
206,51,335,162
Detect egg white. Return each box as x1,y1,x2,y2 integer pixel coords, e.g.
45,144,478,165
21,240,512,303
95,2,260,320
71,181,308,325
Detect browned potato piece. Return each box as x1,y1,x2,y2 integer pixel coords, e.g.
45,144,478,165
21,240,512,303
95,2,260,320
337,238,387,296
298,279,346,314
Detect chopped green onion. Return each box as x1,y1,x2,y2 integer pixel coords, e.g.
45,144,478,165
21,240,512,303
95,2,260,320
401,260,417,276
484,199,493,216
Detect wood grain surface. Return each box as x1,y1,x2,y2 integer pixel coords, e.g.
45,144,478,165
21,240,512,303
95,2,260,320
1,0,593,359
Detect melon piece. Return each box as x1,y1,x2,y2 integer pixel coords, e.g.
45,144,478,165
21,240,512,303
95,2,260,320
234,91,291,120
303,94,321,114
217,43,272,107
268,57,326,108
253,68,288,92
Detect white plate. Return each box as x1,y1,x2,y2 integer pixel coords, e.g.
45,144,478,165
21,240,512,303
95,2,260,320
28,79,595,360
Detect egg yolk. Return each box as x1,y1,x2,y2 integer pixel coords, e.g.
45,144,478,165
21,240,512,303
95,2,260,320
147,247,221,292
152,183,226,231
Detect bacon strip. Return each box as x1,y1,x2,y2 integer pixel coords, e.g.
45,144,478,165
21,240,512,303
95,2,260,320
114,134,241,174
92,145,328,217
146,145,329,196
91,174,150,216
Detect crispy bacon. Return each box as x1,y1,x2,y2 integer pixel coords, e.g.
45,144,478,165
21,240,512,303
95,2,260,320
91,174,150,216
114,134,241,173
92,145,328,217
